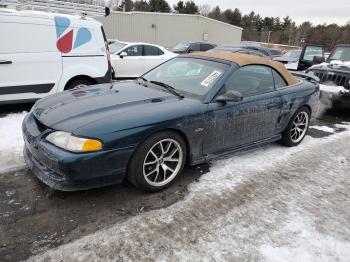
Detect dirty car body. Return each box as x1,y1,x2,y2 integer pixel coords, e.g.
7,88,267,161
22,52,320,191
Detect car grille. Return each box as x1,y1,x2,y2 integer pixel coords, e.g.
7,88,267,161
311,70,350,88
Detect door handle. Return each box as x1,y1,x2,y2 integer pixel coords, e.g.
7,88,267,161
266,102,280,109
0,60,12,65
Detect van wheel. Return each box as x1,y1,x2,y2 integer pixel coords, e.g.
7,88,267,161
65,79,93,90
127,131,186,192
280,107,310,147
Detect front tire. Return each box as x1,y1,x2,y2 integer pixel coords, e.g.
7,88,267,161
280,107,310,147
127,131,186,192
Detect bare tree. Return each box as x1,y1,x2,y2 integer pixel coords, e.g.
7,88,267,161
199,4,210,17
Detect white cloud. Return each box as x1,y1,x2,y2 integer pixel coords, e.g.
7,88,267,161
168,0,350,25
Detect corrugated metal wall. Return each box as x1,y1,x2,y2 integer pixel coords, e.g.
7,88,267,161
97,11,242,48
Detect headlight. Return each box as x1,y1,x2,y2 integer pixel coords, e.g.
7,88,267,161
46,131,102,152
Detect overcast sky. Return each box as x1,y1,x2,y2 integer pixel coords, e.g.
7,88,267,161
167,0,350,26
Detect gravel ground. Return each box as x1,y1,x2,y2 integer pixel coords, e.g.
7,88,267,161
0,104,349,262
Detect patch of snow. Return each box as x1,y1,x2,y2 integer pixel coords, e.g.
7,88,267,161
320,84,347,94
29,123,350,261
310,125,335,133
0,112,27,174
260,214,350,262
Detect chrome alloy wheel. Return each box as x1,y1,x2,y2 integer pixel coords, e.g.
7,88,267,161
290,111,309,143
143,138,183,187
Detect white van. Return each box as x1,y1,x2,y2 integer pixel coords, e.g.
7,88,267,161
0,9,112,104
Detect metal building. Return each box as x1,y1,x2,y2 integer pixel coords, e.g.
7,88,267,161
97,11,242,48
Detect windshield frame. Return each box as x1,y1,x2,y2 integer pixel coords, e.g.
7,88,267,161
327,45,350,62
141,56,233,102
108,41,128,54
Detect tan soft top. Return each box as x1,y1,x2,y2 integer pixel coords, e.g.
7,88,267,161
189,52,300,86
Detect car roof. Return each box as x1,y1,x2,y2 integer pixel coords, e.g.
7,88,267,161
188,52,300,86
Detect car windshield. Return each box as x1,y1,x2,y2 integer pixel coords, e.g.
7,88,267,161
328,46,350,62
109,42,127,54
172,41,191,51
143,57,229,96
282,49,302,59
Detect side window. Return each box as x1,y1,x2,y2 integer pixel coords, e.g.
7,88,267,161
224,65,275,96
189,43,200,52
122,45,142,56
302,46,323,62
272,70,287,88
200,44,213,51
144,45,164,56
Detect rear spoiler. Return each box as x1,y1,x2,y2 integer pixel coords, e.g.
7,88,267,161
290,71,320,84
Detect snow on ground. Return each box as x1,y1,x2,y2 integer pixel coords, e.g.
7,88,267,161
310,125,335,133
320,84,348,94
29,123,350,262
0,112,27,174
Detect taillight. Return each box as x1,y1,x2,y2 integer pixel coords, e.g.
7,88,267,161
105,41,111,68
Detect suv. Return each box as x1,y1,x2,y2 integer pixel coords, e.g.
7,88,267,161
306,44,350,107
172,41,216,54
0,9,112,104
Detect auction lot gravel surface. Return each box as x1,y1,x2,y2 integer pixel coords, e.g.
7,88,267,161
0,104,349,262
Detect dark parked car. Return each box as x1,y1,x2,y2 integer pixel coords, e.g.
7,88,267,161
209,46,267,57
172,41,216,54
215,44,282,58
23,52,320,192
307,44,350,107
273,49,302,69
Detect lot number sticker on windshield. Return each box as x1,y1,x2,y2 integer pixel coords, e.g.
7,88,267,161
201,71,222,87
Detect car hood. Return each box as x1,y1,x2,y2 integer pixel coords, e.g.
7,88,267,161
32,82,203,136
273,57,299,63
308,60,350,73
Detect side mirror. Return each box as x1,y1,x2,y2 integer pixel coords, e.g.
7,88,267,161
313,55,325,64
119,52,127,58
188,49,194,53
105,7,110,17
216,90,243,103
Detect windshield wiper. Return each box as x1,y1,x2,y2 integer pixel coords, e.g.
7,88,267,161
150,81,184,98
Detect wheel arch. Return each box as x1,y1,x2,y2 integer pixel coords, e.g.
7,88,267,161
129,127,192,167
64,75,97,90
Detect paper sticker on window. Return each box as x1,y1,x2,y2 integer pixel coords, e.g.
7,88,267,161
201,71,222,87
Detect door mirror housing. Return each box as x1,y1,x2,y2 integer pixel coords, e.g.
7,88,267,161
312,55,325,64
216,90,243,103
119,52,128,58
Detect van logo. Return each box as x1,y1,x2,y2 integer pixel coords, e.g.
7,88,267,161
54,16,92,53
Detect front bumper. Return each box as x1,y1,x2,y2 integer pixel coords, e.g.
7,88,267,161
22,113,134,191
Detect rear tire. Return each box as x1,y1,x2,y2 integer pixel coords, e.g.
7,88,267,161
127,131,187,192
280,107,310,147
65,79,93,90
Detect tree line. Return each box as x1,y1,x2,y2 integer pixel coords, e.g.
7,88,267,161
71,0,350,51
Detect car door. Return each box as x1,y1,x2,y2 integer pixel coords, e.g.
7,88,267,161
203,65,282,155
143,45,166,73
0,16,62,101
113,44,144,77
297,45,325,71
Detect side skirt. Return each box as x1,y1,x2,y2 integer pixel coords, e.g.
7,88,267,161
200,134,282,164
